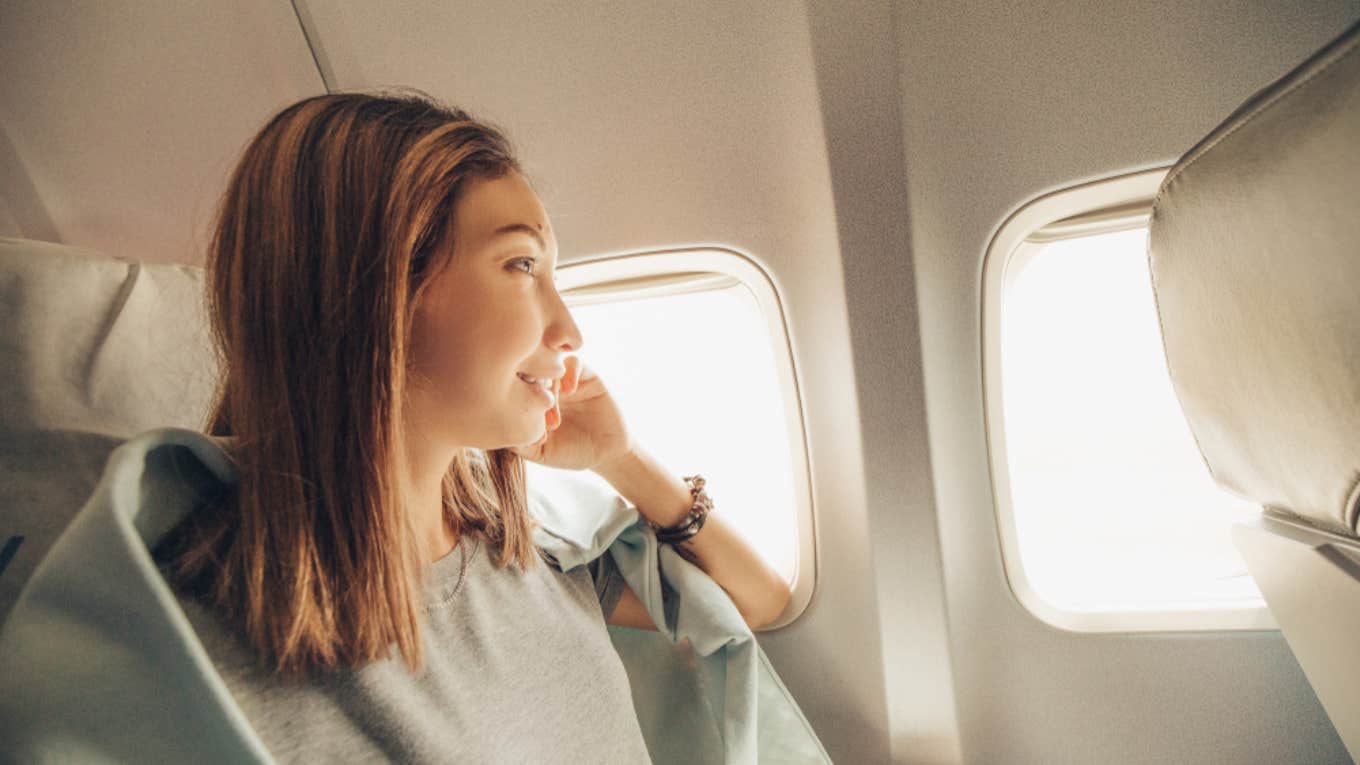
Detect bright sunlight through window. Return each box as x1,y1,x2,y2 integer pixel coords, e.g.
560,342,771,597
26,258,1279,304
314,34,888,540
1001,227,1264,614
524,275,799,587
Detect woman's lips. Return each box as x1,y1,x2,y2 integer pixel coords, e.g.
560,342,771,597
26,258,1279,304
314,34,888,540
517,372,555,407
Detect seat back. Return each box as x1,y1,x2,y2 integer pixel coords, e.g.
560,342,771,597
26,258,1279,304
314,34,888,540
0,237,217,624
1147,18,1360,760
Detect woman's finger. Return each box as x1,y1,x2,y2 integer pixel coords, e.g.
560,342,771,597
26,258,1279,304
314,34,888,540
549,376,562,429
569,355,584,394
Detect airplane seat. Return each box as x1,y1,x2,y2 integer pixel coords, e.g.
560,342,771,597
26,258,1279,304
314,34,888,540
0,237,217,625
1147,17,1360,761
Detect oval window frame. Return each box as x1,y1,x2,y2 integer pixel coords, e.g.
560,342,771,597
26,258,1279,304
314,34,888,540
980,167,1277,633
556,246,818,629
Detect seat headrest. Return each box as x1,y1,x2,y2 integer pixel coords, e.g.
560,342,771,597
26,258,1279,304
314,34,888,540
0,237,218,436
1148,20,1360,536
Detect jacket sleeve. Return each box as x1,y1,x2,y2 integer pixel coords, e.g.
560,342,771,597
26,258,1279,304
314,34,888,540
586,549,626,621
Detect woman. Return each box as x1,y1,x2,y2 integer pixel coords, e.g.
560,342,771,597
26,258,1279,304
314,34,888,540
152,90,792,762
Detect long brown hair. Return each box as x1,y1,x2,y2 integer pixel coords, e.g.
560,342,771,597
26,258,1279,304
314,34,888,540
156,90,542,678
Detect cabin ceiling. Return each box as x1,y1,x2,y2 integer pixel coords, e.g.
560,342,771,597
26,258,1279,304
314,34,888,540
1,0,838,273
0,0,321,262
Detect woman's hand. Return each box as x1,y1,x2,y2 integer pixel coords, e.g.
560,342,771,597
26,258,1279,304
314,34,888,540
511,355,634,471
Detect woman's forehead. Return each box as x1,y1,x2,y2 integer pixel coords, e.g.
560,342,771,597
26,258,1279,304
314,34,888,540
455,173,553,247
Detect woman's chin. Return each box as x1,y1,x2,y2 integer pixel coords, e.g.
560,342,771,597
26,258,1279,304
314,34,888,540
503,419,546,450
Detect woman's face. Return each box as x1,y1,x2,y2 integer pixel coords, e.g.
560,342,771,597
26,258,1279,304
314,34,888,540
406,170,583,451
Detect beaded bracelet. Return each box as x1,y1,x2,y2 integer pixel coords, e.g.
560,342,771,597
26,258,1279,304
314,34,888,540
646,474,713,545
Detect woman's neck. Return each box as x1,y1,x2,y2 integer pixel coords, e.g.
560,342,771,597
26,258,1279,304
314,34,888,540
400,430,462,565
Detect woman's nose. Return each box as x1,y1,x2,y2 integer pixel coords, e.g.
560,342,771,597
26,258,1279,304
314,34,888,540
546,288,583,352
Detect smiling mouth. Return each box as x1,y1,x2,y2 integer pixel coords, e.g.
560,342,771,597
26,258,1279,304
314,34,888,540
516,372,553,390
516,372,557,406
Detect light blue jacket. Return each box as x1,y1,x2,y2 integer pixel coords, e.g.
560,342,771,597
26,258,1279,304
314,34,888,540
0,427,831,764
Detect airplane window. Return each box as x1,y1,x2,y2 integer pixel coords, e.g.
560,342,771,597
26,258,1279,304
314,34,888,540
998,225,1265,622
525,267,802,592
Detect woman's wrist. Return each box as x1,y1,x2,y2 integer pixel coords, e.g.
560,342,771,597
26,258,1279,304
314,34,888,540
647,475,711,543
591,445,693,528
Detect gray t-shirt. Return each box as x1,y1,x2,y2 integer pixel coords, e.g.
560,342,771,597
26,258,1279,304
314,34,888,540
174,538,653,764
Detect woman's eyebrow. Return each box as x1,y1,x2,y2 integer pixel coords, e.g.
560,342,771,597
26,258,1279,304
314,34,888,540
490,223,547,252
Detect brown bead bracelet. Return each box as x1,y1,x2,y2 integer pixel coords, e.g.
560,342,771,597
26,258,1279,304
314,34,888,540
646,474,713,545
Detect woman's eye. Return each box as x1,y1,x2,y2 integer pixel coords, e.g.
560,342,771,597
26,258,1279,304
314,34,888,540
510,257,536,275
